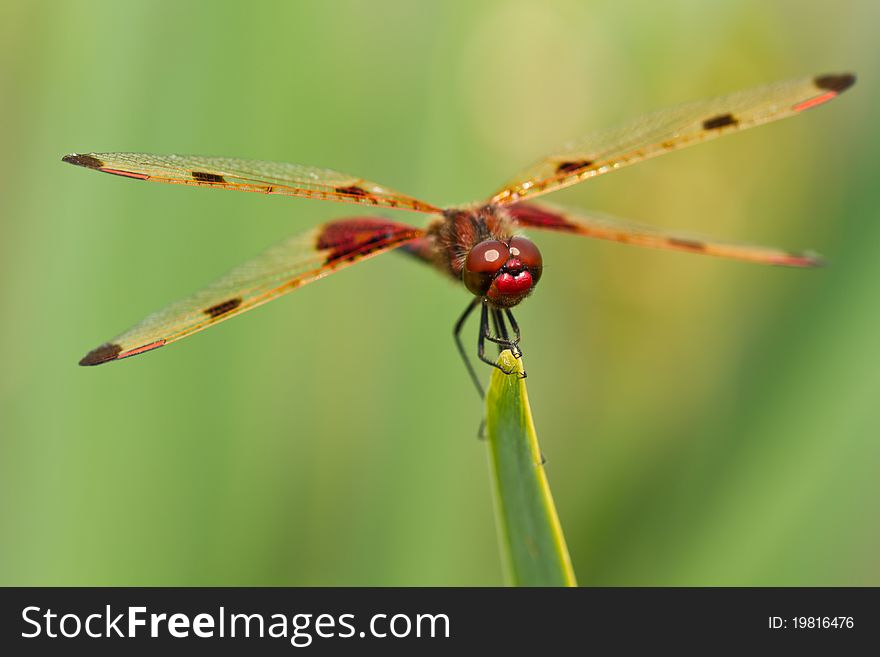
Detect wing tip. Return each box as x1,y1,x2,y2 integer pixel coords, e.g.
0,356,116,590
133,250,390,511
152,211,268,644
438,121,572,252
79,342,122,366
775,251,827,268
814,73,856,94
63,153,104,169
79,339,167,366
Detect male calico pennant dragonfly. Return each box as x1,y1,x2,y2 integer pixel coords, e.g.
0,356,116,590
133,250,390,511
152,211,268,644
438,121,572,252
66,73,854,396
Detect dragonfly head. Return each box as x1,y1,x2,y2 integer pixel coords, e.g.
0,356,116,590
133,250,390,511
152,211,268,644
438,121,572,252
463,236,543,308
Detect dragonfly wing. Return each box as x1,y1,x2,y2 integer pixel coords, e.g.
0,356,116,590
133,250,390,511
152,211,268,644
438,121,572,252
508,202,823,267
491,73,855,205
63,152,441,214
79,217,423,365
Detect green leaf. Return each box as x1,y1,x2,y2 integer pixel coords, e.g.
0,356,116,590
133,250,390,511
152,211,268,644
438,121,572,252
485,350,577,586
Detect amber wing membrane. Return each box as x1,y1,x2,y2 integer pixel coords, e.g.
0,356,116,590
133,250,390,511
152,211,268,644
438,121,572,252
79,218,423,365
62,152,441,214
490,74,855,205
509,202,823,267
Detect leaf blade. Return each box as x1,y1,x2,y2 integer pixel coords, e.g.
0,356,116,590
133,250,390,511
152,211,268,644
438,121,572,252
485,350,577,586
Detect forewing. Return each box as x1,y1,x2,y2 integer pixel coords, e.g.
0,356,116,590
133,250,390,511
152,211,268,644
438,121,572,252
491,74,855,205
79,218,423,365
63,152,441,214
509,202,823,267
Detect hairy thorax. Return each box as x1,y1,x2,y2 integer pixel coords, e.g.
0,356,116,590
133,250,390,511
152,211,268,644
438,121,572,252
426,204,517,280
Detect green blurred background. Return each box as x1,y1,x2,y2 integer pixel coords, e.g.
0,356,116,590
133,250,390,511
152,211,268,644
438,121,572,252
1,0,878,586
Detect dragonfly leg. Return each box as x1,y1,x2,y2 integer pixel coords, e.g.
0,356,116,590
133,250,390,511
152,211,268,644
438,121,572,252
490,309,506,354
478,302,517,376
495,307,525,378
504,308,524,361
454,299,524,398
484,311,516,350
483,308,525,379
454,298,484,399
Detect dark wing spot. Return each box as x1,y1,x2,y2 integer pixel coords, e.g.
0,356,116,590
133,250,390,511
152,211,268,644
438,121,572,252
335,185,369,197
204,297,243,318
192,171,226,183
668,238,706,251
702,113,739,130
62,153,104,169
555,160,593,174
79,342,122,366
814,73,856,93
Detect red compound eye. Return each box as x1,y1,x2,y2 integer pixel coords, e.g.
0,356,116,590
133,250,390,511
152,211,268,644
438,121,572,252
508,236,543,285
463,239,509,296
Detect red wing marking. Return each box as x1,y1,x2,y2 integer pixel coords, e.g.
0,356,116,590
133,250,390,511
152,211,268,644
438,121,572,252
100,168,150,180
317,218,419,264
490,73,855,205
507,204,580,232
792,91,838,112
119,340,166,359
79,218,423,365
62,152,441,215
509,202,824,267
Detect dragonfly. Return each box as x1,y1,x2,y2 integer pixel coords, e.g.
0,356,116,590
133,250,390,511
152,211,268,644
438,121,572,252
66,73,855,396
